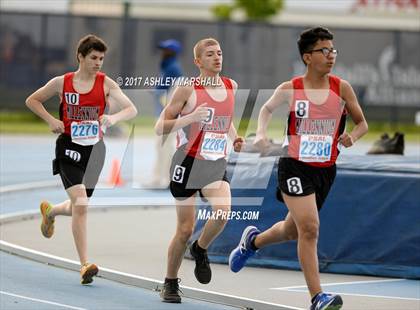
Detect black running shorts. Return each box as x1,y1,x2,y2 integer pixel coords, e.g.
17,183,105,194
277,157,336,210
53,134,106,197
169,146,229,200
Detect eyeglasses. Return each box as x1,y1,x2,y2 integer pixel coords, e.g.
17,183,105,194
309,47,338,57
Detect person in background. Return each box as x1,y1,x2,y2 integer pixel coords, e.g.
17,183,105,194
144,39,183,189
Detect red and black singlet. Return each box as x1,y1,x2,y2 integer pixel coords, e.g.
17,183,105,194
176,77,235,161
60,72,106,145
284,75,347,167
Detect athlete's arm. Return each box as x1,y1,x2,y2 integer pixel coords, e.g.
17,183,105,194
25,76,65,133
228,79,244,151
100,77,138,128
339,80,368,147
228,123,244,152
230,79,238,95
154,85,209,135
254,81,292,150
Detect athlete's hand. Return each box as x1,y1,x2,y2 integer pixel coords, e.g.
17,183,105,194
48,118,64,134
99,114,117,128
339,132,355,148
233,136,244,152
253,134,270,152
190,103,210,123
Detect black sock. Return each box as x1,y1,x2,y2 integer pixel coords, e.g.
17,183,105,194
250,235,259,251
193,240,206,254
165,277,178,283
311,292,322,303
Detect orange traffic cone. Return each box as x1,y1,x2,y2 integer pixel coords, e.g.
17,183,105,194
108,158,124,186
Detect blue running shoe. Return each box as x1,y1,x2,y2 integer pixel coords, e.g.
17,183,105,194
229,226,260,272
310,293,343,310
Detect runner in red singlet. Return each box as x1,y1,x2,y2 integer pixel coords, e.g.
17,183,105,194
155,38,244,303
228,27,368,310
25,34,137,285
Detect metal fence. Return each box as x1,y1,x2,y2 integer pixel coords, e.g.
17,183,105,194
1,11,419,121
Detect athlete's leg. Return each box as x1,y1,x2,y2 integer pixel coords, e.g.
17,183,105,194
165,196,196,279
186,180,230,284
254,213,298,248
48,200,72,217
66,184,89,265
159,132,176,187
228,209,298,273
198,180,231,248
282,193,321,298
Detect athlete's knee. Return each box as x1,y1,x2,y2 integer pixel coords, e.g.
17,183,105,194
212,205,231,224
219,204,231,212
176,224,194,243
72,204,87,216
299,222,319,240
69,192,88,207
71,197,88,215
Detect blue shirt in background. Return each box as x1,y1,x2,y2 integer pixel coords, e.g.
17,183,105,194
155,56,183,115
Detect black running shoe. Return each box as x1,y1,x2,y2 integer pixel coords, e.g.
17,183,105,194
160,278,182,303
189,241,212,284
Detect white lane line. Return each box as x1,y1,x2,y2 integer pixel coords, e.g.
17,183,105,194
173,285,305,310
0,291,87,310
0,241,297,310
279,289,420,301
270,278,404,290
0,180,61,194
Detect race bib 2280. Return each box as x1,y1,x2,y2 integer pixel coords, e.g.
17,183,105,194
298,135,332,162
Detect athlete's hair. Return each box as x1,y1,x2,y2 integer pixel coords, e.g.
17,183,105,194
298,27,333,65
193,38,220,59
76,34,108,63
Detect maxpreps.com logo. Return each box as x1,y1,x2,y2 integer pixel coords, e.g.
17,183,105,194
65,149,81,162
